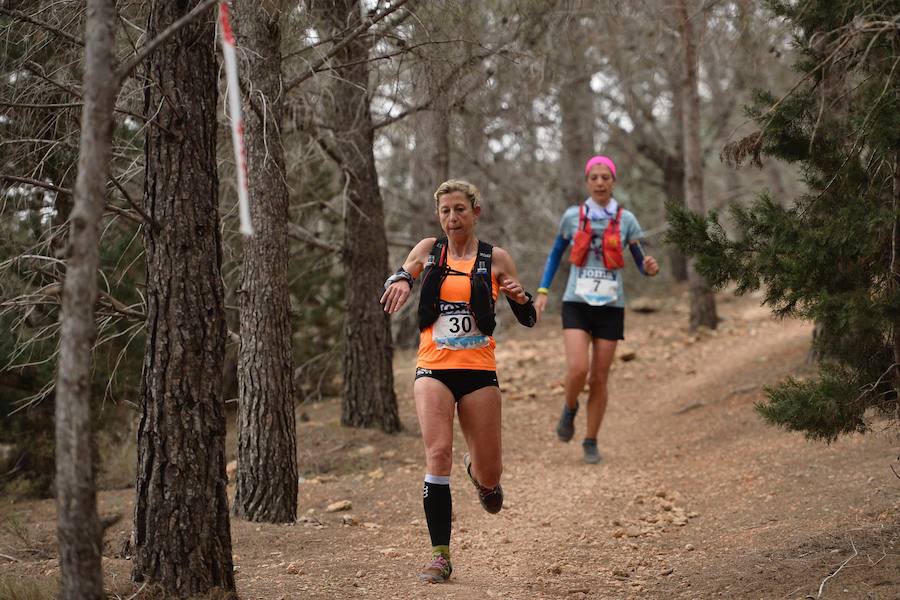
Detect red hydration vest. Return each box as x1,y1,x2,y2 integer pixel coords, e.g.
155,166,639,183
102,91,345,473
569,203,625,269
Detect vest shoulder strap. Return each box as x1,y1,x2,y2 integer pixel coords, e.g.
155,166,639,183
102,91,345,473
427,237,448,268
474,240,493,276
578,202,590,231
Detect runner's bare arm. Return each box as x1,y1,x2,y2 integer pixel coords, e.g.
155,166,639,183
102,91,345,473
404,237,438,278
380,237,437,314
492,247,528,304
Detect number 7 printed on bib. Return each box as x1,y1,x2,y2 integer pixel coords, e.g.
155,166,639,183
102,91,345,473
575,267,618,306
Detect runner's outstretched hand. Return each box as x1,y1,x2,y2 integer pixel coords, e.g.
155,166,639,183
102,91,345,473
644,256,659,276
499,276,527,304
380,281,411,314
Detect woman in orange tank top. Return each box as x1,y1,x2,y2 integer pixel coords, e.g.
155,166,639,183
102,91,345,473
380,179,535,584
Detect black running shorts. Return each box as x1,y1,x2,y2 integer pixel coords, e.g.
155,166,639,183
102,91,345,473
414,368,499,402
561,301,625,341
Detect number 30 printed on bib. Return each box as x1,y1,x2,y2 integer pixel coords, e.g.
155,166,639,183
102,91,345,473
432,301,490,350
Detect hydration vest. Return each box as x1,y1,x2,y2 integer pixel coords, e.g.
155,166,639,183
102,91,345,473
601,205,625,269
569,202,625,270
418,238,496,336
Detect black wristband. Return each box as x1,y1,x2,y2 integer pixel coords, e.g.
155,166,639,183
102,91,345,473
507,291,537,327
384,267,414,291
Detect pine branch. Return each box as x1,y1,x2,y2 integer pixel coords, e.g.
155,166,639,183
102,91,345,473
1,174,154,228
0,174,70,195
373,49,496,130
288,223,341,254
284,0,414,92
0,6,84,47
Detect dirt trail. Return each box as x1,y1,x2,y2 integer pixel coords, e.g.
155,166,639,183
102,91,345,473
2,293,898,599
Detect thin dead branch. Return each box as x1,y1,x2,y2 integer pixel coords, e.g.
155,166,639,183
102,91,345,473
289,223,341,254
0,6,84,47
817,537,858,597
284,0,414,92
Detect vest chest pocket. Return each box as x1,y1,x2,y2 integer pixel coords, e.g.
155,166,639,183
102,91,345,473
575,267,618,306
432,301,490,350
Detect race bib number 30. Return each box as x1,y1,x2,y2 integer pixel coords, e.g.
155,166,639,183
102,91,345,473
433,302,489,350
575,267,618,306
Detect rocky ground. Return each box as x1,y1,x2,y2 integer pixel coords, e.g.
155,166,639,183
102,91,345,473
1,291,898,599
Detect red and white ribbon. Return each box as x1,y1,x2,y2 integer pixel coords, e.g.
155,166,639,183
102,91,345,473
218,2,253,236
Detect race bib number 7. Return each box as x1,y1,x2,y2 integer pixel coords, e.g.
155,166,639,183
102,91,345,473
575,267,618,306
433,302,489,350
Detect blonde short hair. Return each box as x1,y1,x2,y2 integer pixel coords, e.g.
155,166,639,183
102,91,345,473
433,179,481,210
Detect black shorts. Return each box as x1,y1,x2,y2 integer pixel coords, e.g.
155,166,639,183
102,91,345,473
561,301,625,340
415,368,499,402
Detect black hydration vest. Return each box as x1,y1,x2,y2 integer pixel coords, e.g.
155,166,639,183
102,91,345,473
417,238,497,336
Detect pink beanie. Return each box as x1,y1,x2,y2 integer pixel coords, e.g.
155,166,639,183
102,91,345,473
584,155,617,179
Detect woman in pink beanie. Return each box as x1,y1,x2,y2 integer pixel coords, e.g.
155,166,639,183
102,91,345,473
534,155,659,463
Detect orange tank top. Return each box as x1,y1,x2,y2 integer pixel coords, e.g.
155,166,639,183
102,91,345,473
416,255,500,371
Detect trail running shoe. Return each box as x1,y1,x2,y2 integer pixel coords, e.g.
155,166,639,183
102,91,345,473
417,553,452,583
463,453,503,514
582,438,603,464
556,402,578,442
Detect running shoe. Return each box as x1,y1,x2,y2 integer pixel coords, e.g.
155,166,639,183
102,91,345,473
556,402,578,442
417,553,452,583
582,438,603,464
463,453,503,514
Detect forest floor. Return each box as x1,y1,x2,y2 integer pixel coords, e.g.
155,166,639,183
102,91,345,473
1,290,899,600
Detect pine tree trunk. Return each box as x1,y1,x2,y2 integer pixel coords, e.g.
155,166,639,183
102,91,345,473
231,0,298,524
461,77,487,182
559,74,594,205
326,0,400,433
663,160,689,282
893,151,900,394
666,74,689,283
558,34,594,208
133,2,235,594
677,0,718,331
422,76,451,184
55,1,116,597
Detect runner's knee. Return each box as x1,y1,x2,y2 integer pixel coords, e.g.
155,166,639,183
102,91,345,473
588,371,609,389
424,445,453,473
476,461,502,488
567,362,589,382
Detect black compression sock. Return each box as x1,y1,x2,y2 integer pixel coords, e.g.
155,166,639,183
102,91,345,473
423,475,452,551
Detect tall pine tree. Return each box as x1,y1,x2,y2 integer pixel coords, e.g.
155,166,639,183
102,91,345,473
668,0,900,441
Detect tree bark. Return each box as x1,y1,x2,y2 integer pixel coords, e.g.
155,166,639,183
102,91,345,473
133,2,235,595
460,71,488,183
54,1,116,597
666,80,689,282
415,76,451,188
677,0,718,331
893,150,900,394
558,15,595,210
559,72,595,207
319,0,401,433
231,0,298,524
663,158,689,282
